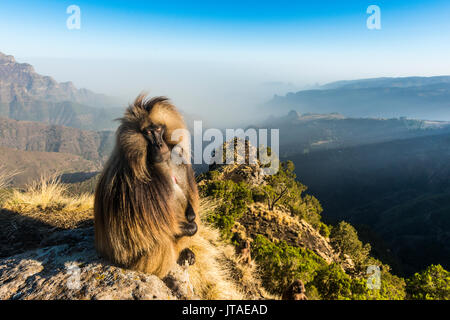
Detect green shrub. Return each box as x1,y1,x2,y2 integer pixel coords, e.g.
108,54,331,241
406,264,450,300
373,266,406,300
205,170,221,181
330,221,371,273
310,263,371,300
251,235,326,294
318,222,331,238
310,263,354,300
309,259,406,300
200,180,253,238
263,161,330,234
251,187,267,203
304,284,321,300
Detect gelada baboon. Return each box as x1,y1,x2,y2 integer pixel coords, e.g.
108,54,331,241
94,94,199,277
282,279,308,300
238,240,252,264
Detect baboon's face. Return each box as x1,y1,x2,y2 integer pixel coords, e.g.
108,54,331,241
143,124,170,163
290,280,305,293
292,284,301,293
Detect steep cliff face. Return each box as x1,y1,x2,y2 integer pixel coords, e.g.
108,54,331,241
0,52,120,108
0,52,124,130
0,117,114,164
0,117,114,186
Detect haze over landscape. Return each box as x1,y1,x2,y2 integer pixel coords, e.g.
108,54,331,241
1,0,450,125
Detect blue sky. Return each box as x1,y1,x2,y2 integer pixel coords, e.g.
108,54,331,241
2,0,449,58
1,0,450,125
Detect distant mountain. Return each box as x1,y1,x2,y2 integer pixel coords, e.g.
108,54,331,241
320,76,450,90
0,117,114,165
268,76,450,121
0,117,115,185
0,52,125,130
253,111,450,157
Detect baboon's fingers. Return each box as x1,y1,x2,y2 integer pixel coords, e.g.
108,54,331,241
185,204,196,222
181,221,198,236
175,221,198,239
177,248,196,266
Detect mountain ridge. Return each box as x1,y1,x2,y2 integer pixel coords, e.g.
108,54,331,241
268,76,450,121
0,117,114,164
320,75,450,90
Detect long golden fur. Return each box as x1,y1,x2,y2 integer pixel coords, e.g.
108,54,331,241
94,94,199,277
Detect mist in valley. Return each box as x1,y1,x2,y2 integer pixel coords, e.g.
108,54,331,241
20,55,314,129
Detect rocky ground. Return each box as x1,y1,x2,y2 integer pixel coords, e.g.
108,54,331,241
0,227,198,300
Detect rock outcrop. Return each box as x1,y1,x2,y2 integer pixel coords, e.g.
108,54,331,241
207,138,266,186
0,227,198,300
237,203,338,264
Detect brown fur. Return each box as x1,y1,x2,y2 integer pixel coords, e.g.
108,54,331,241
94,93,199,277
282,279,308,300
238,240,252,264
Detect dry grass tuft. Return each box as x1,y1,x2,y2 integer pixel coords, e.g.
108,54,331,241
2,174,93,228
189,224,244,299
0,166,19,206
0,165,17,190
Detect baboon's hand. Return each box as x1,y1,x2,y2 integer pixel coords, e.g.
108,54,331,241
176,204,197,238
185,204,196,222
180,221,198,237
177,248,196,266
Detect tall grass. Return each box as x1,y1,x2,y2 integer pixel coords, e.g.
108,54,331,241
5,174,93,213
0,165,18,204
2,174,94,228
0,165,17,190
